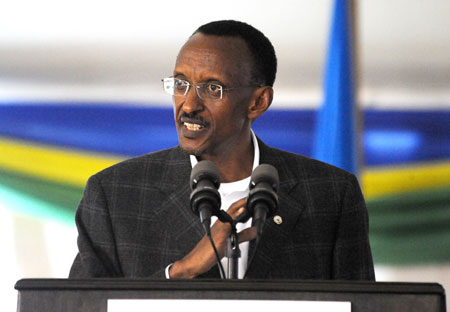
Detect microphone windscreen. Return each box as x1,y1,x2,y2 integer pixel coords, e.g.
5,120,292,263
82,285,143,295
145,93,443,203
250,164,279,191
190,160,221,190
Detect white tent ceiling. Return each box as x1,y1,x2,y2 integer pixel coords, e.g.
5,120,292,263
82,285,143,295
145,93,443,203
0,0,449,107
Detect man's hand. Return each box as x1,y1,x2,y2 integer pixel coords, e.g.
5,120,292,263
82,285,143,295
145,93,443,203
168,198,257,278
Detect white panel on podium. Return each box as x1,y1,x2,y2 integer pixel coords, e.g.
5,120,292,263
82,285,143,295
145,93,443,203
108,299,351,312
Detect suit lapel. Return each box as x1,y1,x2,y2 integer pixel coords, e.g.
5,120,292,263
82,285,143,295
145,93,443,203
157,147,205,249
158,148,222,278
245,140,306,278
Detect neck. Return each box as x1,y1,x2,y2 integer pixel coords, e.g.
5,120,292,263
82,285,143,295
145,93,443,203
200,132,254,183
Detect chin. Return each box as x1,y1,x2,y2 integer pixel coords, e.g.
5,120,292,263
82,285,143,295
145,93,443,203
179,142,206,157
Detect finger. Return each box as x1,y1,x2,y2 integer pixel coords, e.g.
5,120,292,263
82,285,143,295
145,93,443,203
237,227,257,244
226,198,247,219
227,198,246,212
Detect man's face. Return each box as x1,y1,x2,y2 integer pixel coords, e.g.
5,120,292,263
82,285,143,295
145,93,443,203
173,33,256,157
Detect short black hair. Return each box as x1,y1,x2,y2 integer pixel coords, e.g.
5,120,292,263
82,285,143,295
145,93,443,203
193,20,277,87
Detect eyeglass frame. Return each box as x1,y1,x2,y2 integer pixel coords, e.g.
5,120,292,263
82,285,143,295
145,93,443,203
162,77,263,101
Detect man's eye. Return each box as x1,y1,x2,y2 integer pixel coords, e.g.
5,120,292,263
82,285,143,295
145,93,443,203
174,79,187,89
207,84,221,93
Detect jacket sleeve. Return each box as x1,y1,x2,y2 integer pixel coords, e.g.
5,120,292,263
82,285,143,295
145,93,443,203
332,173,375,280
69,175,124,278
68,175,168,279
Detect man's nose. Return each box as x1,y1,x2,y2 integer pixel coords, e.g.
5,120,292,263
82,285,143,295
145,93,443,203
181,86,204,114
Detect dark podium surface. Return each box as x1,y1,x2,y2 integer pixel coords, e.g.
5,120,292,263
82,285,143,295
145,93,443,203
15,279,446,312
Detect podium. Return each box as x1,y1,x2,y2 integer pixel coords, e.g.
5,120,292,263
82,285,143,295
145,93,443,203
15,279,446,312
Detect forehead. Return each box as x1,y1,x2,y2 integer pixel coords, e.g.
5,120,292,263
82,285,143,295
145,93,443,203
174,33,252,84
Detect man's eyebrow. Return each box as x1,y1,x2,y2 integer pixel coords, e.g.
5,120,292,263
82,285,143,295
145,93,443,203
205,78,227,86
173,72,186,78
173,72,227,86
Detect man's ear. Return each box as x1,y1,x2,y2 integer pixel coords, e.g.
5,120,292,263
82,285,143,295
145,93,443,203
247,86,274,120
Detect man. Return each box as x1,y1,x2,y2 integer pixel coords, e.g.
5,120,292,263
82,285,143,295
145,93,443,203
69,20,375,280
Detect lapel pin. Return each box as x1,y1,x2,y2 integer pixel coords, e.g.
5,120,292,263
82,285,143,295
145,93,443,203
273,215,283,225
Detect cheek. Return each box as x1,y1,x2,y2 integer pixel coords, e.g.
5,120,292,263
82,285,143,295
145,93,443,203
214,104,247,132
173,99,183,119
231,97,251,122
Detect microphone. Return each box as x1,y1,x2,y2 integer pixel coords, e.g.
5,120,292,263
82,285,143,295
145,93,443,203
190,160,221,234
246,164,279,239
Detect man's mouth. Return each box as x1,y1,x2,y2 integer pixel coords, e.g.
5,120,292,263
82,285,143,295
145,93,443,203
183,122,205,131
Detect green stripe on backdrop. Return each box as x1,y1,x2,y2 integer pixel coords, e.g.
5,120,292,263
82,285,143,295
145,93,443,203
368,186,450,264
0,168,82,223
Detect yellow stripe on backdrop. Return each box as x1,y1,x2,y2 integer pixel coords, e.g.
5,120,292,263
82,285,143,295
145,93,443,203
1,136,450,198
362,160,450,199
0,137,124,187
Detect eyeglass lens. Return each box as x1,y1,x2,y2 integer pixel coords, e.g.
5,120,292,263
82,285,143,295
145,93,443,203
163,78,223,100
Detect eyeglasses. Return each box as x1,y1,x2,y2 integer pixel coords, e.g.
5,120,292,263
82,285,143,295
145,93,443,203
162,77,261,101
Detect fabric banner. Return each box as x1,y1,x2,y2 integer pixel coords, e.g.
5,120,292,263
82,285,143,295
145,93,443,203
313,0,358,174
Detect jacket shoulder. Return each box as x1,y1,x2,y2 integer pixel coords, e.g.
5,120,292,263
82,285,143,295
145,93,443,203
89,146,189,186
263,145,356,182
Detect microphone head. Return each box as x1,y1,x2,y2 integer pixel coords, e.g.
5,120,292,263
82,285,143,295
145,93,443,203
190,160,221,222
190,160,221,190
250,164,279,192
247,164,279,236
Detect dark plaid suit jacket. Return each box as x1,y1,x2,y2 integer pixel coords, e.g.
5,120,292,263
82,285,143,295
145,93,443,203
69,139,375,280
